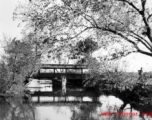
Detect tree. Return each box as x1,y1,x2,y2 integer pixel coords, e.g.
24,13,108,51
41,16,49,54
0,97,35,120
0,38,40,95
14,0,152,58
72,37,98,64
74,37,98,55
61,0,152,57
14,0,77,63
0,61,11,94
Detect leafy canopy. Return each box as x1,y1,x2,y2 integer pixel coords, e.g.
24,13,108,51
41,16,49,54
13,0,152,58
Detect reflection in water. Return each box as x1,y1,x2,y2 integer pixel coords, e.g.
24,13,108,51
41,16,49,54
0,96,152,120
1,78,152,120
36,106,73,120
71,104,98,120
0,97,35,120
27,79,52,92
27,79,100,104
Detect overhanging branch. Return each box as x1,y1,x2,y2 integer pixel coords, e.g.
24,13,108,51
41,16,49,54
130,31,152,50
117,0,141,14
137,48,152,57
129,33,152,52
102,28,137,47
118,0,152,42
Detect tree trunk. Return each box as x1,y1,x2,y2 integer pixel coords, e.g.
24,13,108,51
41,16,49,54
119,102,127,112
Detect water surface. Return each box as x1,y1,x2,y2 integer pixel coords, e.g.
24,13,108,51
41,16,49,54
0,79,152,120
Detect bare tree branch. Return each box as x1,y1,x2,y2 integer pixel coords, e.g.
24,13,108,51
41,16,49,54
118,0,141,14
137,47,152,57
129,33,152,52
130,31,151,49
147,14,152,22
118,0,152,42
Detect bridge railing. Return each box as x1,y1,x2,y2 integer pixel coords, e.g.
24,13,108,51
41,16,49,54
40,64,88,69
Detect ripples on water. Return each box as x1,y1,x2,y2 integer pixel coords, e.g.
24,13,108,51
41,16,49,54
0,79,152,120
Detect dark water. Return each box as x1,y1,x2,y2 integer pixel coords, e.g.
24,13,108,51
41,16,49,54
0,79,152,120
1,95,151,120
1,96,152,120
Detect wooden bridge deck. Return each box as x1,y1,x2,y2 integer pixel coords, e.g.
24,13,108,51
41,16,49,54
32,64,88,83
40,64,88,69
34,73,87,79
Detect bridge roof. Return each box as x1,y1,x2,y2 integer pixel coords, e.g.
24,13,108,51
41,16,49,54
40,64,88,69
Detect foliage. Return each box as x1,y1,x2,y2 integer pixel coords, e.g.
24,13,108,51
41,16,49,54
0,38,40,95
71,37,98,64
74,37,98,55
14,0,152,58
0,97,35,120
83,56,135,91
60,0,152,57
0,62,11,94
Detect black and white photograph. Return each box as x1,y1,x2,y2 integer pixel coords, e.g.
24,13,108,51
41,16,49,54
0,0,152,120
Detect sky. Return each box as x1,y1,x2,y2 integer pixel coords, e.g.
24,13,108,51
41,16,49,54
0,0,22,39
0,0,23,56
0,0,152,72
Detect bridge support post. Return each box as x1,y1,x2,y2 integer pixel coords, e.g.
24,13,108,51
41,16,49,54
81,96,83,102
53,68,55,77
79,96,82,102
65,69,67,76
38,95,40,103
81,69,83,80
53,95,55,102
65,96,67,102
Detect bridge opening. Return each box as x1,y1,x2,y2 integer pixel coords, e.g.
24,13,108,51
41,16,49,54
27,64,99,104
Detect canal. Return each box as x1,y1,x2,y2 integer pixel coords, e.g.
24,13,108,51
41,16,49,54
0,79,152,120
